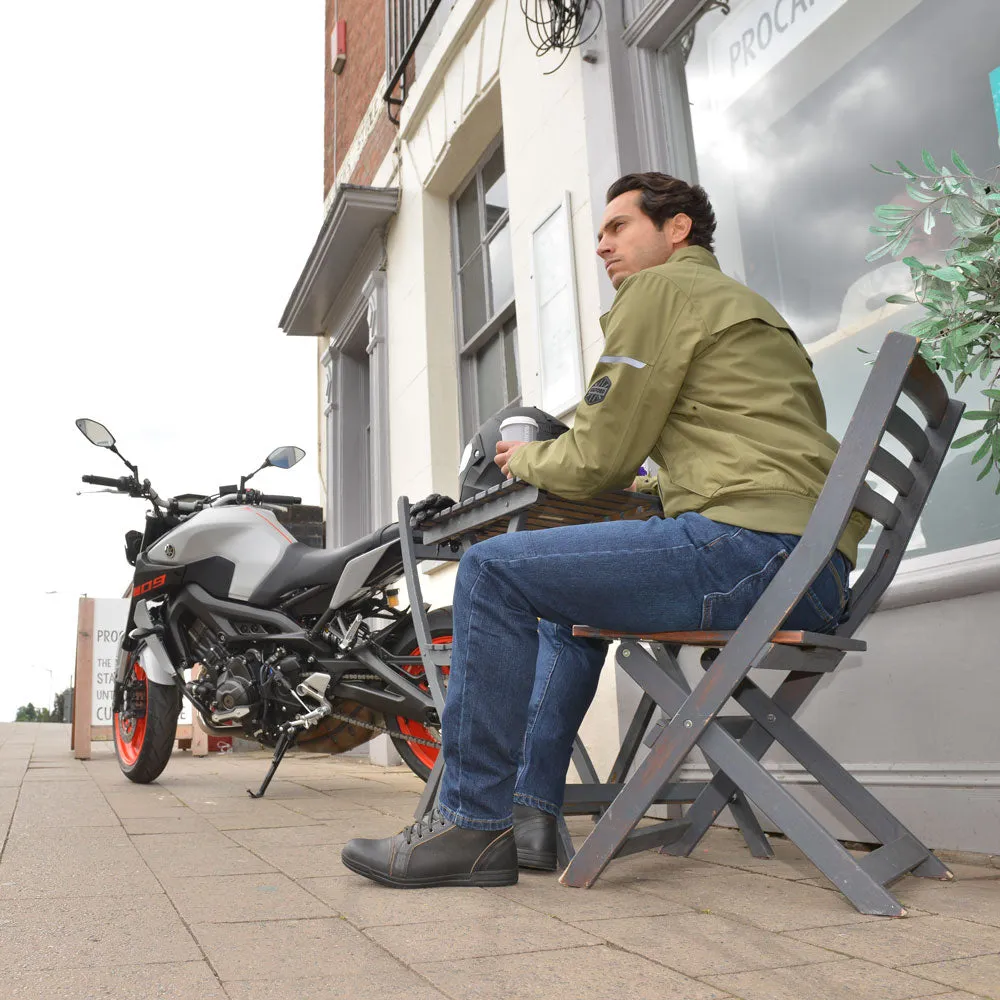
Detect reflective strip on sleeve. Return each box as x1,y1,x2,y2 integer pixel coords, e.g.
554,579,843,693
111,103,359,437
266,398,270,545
598,355,647,369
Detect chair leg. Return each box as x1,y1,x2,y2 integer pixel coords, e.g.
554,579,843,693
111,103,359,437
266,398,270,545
732,677,946,878
593,642,907,915
694,720,907,916
571,736,600,784
606,692,657,783
414,753,444,820
649,644,773,858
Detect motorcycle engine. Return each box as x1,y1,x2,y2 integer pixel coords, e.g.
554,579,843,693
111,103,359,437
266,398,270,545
186,619,263,724
184,618,379,752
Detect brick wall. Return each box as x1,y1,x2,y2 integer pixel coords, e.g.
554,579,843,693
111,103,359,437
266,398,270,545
325,1,395,197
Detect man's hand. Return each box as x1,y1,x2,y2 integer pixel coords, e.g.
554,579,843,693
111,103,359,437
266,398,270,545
494,440,529,479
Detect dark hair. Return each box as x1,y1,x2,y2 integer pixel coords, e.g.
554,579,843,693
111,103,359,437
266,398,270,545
606,173,717,253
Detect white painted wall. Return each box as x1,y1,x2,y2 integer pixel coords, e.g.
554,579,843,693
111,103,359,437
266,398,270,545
356,0,623,777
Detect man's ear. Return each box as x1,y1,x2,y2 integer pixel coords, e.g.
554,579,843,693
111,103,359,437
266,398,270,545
670,213,693,246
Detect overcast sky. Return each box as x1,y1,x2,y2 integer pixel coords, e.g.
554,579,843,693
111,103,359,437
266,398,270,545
0,2,325,720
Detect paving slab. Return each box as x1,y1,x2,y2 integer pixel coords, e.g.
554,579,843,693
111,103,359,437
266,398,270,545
0,838,160,899
0,893,199,971
161,872,335,923
132,834,278,878
222,974,450,1000
906,953,1000,999
413,944,732,1000
0,961,227,999
364,910,603,964
790,914,1000,966
893,877,1000,929
634,867,878,931
301,875,530,927
704,957,954,1000
491,868,692,922
226,812,388,850
575,910,841,977
7,780,119,829
191,915,417,982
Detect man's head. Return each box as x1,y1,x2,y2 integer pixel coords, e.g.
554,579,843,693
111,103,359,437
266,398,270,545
597,173,717,288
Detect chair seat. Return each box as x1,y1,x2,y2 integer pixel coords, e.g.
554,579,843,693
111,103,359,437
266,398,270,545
571,626,866,653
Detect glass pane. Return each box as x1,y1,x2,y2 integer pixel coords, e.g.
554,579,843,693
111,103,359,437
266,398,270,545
488,223,514,311
476,333,505,422
455,178,480,265
483,146,508,232
503,323,520,404
681,0,1000,563
459,251,488,340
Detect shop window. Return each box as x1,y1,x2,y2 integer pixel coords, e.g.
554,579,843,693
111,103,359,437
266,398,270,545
452,136,520,441
669,0,1000,564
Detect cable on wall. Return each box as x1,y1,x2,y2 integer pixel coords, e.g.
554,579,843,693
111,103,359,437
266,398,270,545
521,1,603,73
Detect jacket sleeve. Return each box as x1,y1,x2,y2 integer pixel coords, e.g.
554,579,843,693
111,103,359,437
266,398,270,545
508,270,705,500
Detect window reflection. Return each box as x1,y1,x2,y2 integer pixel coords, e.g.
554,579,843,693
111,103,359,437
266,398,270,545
680,0,1000,562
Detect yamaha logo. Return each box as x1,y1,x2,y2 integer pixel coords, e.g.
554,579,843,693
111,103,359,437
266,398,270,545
164,544,175,558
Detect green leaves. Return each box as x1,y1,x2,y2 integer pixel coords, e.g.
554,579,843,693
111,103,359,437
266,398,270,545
870,151,1000,491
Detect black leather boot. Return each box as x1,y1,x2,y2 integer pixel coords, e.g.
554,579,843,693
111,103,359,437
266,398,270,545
341,809,518,889
513,804,558,871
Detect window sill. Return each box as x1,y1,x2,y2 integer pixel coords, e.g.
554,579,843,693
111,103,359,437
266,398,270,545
873,538,1000,613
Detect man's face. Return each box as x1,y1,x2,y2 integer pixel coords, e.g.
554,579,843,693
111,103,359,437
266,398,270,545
596,190,692,289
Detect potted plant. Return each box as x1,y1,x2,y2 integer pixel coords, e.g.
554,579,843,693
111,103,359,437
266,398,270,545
867,151,1000,490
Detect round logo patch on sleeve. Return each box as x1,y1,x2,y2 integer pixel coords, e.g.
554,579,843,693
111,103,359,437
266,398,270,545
585,375,612,405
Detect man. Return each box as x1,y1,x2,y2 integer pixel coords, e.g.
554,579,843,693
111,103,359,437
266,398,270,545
341,173,869,889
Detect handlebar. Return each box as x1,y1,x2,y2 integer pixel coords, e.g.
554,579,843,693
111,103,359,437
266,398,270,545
82,474,128,489
258,494,302,505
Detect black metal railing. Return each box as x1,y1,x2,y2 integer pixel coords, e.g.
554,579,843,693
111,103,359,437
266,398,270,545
384,0,443,124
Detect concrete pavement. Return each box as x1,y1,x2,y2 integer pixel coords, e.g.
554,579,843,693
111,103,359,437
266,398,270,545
1,721,998,1000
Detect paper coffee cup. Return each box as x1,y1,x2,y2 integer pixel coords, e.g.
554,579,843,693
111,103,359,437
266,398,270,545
499,416,539,442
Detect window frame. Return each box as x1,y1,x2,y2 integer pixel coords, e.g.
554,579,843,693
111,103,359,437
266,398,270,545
450,133,521,442
615,0,1000,606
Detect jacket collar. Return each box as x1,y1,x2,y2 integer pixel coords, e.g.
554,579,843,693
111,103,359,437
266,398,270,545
599,245,721,330
665,244,721,270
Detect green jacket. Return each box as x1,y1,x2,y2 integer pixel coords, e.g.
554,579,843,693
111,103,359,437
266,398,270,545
508,245,870,565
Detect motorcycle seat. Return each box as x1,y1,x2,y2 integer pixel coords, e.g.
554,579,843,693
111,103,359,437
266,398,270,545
248,522,401,607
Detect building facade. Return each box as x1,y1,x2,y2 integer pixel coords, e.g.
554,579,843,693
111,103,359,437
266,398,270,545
283,0,1000,851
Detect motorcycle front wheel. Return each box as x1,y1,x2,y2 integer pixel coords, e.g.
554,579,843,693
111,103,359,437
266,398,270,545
113,646,181,783
387,607,452,781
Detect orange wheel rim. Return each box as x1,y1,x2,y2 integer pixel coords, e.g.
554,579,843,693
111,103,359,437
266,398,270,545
114,660,148,766
396,636,450,770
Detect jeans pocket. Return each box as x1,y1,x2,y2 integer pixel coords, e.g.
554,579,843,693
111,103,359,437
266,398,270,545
785,554,850,633
701,549,789,630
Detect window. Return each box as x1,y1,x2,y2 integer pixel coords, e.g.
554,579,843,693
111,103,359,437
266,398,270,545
668,0,1000,564
453,138,520,440
323,273,390,546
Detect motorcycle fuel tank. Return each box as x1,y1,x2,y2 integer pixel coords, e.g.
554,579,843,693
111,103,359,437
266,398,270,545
146,506,294,601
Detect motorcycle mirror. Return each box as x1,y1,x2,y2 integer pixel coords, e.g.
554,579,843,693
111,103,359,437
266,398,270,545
266,446,306,470
75,418,115,449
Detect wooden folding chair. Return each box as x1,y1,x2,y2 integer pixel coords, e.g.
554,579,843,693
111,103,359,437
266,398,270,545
561,332,965,916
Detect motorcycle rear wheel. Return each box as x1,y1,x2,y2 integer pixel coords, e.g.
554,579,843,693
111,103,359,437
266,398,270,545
114,648,181,783
387,607,452,781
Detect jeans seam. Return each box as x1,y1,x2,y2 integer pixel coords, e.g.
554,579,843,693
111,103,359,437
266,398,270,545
437,801,514,832
517,628,563,788
513,792,561,815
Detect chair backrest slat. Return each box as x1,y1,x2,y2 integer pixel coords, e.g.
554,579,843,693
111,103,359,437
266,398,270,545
869,447,915,497
854,483,901,527
903,357,950,427
885,407,930,461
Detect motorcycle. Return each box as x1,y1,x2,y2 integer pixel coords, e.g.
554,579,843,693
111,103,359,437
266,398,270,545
75,417,451,795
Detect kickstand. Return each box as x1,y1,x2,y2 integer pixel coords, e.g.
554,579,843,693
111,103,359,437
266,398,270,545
247,727,297,799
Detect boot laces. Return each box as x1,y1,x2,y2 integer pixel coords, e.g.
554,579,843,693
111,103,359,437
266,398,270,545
402,808,448,845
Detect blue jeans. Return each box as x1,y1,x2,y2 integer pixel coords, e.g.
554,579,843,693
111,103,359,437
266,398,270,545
437,511,849,831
